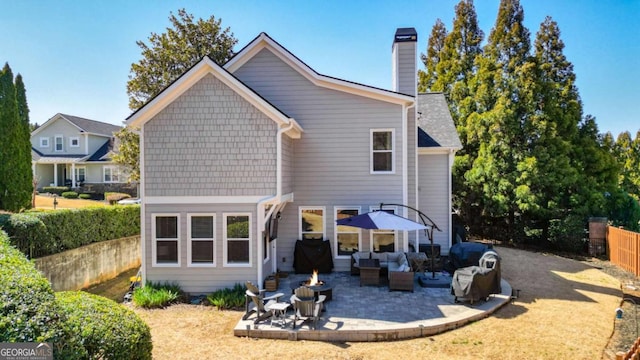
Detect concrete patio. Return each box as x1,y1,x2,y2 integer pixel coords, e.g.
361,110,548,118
234,271,512,342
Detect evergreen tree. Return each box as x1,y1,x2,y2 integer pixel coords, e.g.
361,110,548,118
126,9,237,110
615,130,640,197
13,74,33,210
417,19,447,93
0,63,32,212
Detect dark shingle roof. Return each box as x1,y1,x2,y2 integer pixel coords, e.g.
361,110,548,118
87,140,113,161
416,93,462,149
61,114,122,136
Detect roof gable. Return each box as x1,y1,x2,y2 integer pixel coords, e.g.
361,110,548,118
31,113,120,137
126,56,302,138
224,32,414,106
416,93,462,150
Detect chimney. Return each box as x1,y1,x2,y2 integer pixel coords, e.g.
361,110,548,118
392,27,418,96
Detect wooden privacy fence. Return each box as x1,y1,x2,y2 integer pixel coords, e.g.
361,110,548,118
617,336,640,360
608,226,640,277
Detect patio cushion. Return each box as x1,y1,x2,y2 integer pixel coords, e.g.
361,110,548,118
371,252,387,262
352,252,371,268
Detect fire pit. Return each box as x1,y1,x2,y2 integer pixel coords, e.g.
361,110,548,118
291,270,333,302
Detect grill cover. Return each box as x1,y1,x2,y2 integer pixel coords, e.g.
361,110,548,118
293,239,334,274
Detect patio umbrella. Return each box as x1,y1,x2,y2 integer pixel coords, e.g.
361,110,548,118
336,210,428,231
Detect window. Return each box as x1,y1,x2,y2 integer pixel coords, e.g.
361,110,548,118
70,137,79,147
371,129,395,173
224,213,251,266
153,214,180,266
188,214,215,266
103,166,120,183
39,137,49,148
300,207,325,240
370,206,397,252
74,167,86,182
335,207,361,257
54,135,63,152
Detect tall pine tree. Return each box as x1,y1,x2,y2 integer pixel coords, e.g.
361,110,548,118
417,19,447,93
14,74,33,209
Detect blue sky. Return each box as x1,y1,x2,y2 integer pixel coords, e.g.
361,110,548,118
2,0,638,137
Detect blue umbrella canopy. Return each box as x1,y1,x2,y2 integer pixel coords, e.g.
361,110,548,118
336,210,428,231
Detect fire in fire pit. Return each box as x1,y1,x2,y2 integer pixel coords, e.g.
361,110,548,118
300,269,325,287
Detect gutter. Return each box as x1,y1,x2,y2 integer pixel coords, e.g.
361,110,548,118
402,102,416,251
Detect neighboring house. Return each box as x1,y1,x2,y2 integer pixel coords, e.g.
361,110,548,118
31,113,128,191
126,28,462,293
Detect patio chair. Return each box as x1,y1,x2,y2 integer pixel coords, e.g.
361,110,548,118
290,286,325,330
242,281,284,324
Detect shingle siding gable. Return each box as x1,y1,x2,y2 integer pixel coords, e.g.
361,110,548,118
144,74,277,197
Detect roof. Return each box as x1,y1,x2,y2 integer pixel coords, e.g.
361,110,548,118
224,32,414,106
87,140,113,161
416,93,462,149
31,113,122,137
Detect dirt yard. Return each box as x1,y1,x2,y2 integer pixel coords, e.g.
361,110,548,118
121,246,622,360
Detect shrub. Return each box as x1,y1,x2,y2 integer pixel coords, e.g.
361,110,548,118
3,206,140,257
0,230,65,346
41,186,70,195
549,215,588,253
78,193,92,200
206,283,245,310
61,191,78,199
133,282,182,308
56,291,153,360
105,192,131,205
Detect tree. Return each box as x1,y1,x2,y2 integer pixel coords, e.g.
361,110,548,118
417,19,447,93
0,63,32,212
126,8,238,111
112,127,140,183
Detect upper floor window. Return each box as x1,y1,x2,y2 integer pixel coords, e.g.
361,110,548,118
224,214,251,266
104,166,120,183
39,137,49,148
300,207,325,240
54,135,63,152
70,137,79,147
153,214,180,266
371,129,395,173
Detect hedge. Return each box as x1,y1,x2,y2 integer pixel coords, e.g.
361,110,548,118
56,291,153,359
61,191,78,199
105,192,131,205
41,186,70,195
2,206,140,258
0,230,65,345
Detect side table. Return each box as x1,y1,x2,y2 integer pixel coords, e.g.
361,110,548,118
269,302,290,328
359,258,381,286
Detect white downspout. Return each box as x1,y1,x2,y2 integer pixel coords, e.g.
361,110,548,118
402,102,415,252
139,125,146,285
256,121,294,287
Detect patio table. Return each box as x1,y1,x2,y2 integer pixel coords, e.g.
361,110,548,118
359,258,381,286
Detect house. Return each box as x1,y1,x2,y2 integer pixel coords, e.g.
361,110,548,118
126,28,462,293
31,113,131,194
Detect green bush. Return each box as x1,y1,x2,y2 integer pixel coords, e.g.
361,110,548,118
105,192,131,205
0,230,65,346
549,215,588,253
41,186,70,195
56,291,153,360
133,282,182,308
3,206,140,258
207,283,245,310
61,191,78,199
78,193,92,200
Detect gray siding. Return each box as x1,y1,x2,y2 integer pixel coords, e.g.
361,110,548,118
281,135,293,194
392,42,417,96
418,154,451,254
407,110,418,246
234,49,407,272
32,119,84,155
35,164,54,187
144,203,268,294
143,74,278,197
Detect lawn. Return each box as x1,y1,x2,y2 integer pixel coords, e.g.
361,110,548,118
114,246,622,360
34,194,108,209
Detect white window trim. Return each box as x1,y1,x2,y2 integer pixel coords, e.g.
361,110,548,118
152,213,181,267
369,205,398,252
39,137,49,148
187,213,216,267
299,206,326,240
103,166,120,183
334,206,361,259
54,135,63,152
370,128,396,174
223,213,252,267
70,136,80,147
74,166,86,182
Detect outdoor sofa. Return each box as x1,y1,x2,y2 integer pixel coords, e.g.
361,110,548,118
351,251,414,291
